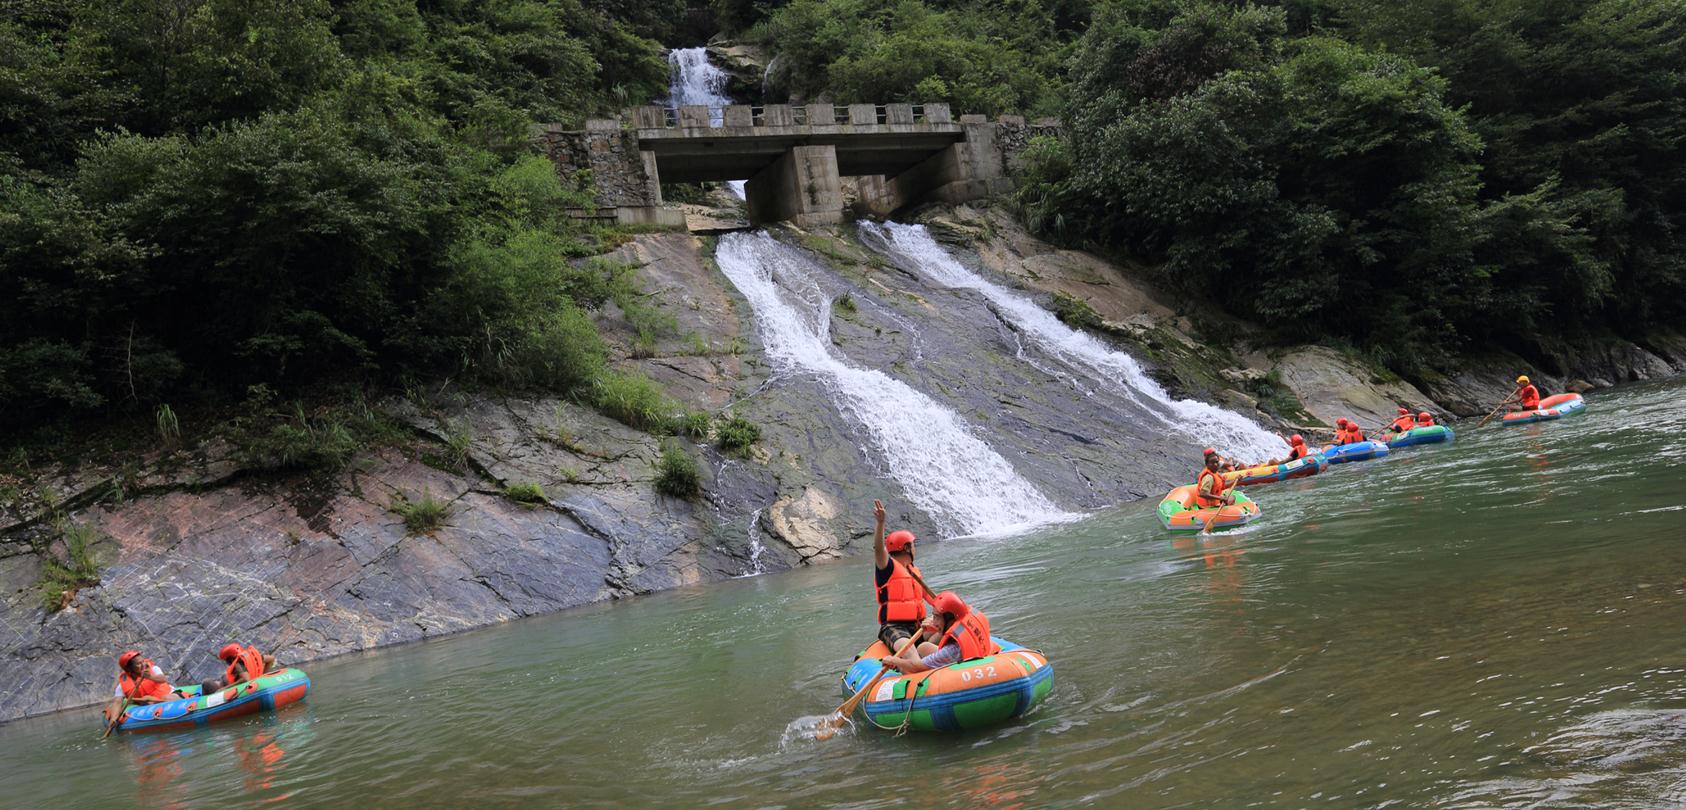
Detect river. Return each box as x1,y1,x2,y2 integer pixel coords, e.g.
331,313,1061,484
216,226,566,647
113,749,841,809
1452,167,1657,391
3,381,1682,807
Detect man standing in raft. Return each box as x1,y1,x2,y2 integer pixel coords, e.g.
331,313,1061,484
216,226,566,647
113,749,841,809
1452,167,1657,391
1196,448,1236,509
882,591,1000,673
873,499,936,652
1503,375,1541,412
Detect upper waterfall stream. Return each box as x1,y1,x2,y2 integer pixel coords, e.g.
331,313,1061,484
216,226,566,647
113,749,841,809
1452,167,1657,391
715,231,1070,535
860,221,1289,462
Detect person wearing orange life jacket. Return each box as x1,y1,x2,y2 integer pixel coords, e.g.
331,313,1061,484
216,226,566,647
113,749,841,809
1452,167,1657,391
872,499,937,650
214,643,276,688
1504,375,1541,412
1388,407,1417,435
1285,434,1311,461
1342,419,1367,444
106,650,189,721
1195,448,1235,509
1415,411,1436,427
882,591,1001,673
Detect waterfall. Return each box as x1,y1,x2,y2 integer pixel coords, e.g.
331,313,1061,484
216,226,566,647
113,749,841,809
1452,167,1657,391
666,47,732,125
665,47,747,198
859,221,1290,462
715,231,1071,535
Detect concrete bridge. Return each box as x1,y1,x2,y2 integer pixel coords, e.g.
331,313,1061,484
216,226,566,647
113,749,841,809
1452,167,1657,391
534,103,1058,227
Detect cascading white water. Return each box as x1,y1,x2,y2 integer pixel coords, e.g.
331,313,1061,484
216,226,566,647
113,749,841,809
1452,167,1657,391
860,221,1289,462
666,47,732,124
665,47,747,198
715,231,1071,535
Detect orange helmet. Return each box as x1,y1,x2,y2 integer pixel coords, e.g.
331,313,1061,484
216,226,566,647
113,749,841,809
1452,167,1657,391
885,530,915,552
118,650,141,670
218,643,242,662
934,591,970,619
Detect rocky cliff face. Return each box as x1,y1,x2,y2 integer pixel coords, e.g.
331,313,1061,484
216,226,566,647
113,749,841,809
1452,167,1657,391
4,207,1681,724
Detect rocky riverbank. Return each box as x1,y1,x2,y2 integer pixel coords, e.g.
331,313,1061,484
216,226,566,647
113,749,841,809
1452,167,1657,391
4,204,1681,724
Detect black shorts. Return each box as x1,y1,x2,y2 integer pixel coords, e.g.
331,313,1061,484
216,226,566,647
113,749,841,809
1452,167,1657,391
878,622,919,649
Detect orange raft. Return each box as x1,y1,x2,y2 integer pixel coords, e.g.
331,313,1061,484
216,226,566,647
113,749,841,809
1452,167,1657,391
841,638,1053,732
1157,485,1260,532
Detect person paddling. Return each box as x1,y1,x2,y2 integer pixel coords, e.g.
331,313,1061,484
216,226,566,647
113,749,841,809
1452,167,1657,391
1387,407,1417,435
1286,434,1312,460
881,591,1000,674
105,650,187,721
1195,449,1236,509
872,500,936,651
1504,375,1541,412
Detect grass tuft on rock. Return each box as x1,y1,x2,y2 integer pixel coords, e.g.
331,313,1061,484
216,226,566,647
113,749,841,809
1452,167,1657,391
392,491,452,536
1050,291,1103,331
504,482,546,506
715,414,761,457
40,520,102,612
653,442,701,499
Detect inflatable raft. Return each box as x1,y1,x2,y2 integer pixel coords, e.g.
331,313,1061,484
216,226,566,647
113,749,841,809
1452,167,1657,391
1320,440,1390,465
103,668,310,733
1222,454,1328,487
1158,486,1260,532
841,638,1052,733
1502,393,1586,425
1386,425,1455,448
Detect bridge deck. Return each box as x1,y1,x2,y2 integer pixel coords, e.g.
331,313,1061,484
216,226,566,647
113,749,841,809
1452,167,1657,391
638,127,964,183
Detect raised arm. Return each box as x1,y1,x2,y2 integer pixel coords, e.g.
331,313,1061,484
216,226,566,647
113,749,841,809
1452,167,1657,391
872,499,889,570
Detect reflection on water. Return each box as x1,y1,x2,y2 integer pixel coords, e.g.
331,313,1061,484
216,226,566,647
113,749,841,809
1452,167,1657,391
1,381,1684,807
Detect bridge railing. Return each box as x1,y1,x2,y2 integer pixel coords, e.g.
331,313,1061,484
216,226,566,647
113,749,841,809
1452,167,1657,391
635,103,955,129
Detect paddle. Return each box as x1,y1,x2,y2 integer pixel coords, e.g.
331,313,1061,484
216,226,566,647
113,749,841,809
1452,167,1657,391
819,628,925,735
102,681,130,739
1477,394,1515,428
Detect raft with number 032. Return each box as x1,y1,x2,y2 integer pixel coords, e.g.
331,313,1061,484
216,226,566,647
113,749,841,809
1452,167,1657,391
1158,486,1260,532
1221,454,1329,487
1385,425,1455,448
102,668,310,733
1502,393,1586,425
1319,440,1390,465
840,638,1053,732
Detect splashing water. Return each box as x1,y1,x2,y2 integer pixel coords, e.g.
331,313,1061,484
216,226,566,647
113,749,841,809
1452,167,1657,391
715,231,1070,535
859,221,1288,462
739,508,766,577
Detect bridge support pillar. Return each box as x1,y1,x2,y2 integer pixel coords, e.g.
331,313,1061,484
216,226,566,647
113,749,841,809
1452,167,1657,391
745,144,843,227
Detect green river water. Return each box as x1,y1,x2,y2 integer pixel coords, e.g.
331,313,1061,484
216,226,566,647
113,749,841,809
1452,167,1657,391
3,381,1683,808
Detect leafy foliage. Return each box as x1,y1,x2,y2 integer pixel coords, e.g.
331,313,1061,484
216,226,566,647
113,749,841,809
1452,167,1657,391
0,0,686,440
715,414,761,457
391,490,452,536
653,441,702,498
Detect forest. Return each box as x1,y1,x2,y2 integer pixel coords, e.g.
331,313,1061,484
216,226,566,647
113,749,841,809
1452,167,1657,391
3,0,1681,435
741,0,1685,371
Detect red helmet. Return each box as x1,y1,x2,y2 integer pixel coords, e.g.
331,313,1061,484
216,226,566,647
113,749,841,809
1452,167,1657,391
1397,407,1409,415
118,650,141,670
218,643,242,662
934,591,970,619
1202,447,1217,457
1418,412,1431,420
1335,418,1348,426
1289,434,1304,445
885,530,915,552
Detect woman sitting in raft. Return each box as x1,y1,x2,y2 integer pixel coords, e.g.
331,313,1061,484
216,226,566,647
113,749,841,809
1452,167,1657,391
1260,434,1313,466
882,591,999,674
106,650,190,718
212,643,276,689
1197,448,1237,508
